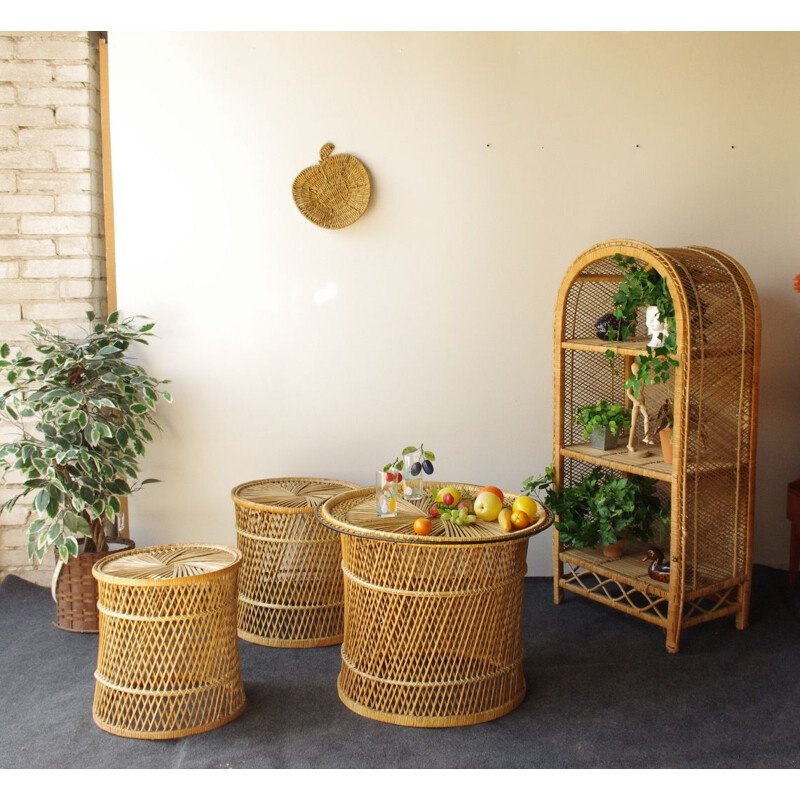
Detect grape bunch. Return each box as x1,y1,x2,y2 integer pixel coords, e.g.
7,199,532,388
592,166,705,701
440,506,477,525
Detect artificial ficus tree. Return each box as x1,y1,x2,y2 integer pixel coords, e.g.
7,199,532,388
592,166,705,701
0,311,172,563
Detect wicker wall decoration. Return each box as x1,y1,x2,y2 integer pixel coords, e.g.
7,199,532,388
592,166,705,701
292,143,371,229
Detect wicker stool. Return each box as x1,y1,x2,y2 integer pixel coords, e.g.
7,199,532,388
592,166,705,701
231,477,360,647
92,544,245,740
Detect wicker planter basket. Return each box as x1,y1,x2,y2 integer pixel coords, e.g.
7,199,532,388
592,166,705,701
52,538,135,633
92,543,245,740
231,477,361,647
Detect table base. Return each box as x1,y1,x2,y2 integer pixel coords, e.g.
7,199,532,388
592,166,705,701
338,535,529,727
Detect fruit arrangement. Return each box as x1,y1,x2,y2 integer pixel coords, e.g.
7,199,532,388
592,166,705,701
417,485,542,534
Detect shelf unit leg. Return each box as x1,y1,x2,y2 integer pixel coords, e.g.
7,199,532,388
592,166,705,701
736,578,752,630
553,535,564,604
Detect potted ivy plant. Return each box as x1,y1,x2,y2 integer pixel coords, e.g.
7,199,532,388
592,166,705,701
522,466,668,557
573,400,628,451
608,252,678,395
0,311,172,631
522,466,602,550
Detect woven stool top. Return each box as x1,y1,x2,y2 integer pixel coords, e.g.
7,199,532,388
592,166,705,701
318,483,554,545
94,544,240,582
231,477,361,513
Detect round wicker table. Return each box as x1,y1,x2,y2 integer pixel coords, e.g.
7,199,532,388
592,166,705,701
231,477,361,647
317,483,553,728
91,543,245,740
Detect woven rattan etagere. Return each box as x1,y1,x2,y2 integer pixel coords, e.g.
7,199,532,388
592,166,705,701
91,543,245,740
317,483,553,728
231,477,361,648
553,240,760,653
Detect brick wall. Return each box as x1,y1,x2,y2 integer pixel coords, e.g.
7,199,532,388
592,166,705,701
0,31,106,585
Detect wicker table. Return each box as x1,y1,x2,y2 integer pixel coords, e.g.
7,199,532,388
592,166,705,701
231,477,361,647
92,543,246,740
317,483,553,728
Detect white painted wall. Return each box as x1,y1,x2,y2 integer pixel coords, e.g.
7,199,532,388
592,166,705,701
109,31,800,573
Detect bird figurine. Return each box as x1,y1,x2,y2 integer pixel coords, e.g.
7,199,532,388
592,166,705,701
642,548,670,582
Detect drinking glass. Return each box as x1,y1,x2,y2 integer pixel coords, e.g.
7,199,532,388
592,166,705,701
401,449,424,500
376,470,399,517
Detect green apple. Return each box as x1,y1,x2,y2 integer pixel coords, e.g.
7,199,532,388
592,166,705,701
474,491,503,522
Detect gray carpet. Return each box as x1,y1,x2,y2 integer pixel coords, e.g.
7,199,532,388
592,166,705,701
2,567,799,769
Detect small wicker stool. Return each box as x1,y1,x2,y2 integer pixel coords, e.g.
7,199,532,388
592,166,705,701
231,477,360,647
92,543,245,740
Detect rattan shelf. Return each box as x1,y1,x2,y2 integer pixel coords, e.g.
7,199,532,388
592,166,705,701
318,483,553,727
553,240,760,653
561,443,673,480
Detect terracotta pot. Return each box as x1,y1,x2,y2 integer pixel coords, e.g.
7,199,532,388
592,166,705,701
602,540,625,558
659,428,673,464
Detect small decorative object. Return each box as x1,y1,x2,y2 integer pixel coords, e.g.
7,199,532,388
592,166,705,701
573,400,627,451
292,142,371,229
642,547,671,582
625,362,651,458
375,470,399,517
644,398,673,463
397,443,435,500
594,312,628,341
645,305,670,347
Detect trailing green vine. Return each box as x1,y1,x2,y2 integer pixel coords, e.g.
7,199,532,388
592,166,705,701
606,253,678,396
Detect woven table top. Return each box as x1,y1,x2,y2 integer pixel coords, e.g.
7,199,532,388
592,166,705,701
94,544,241,582
317,483,553,545
231,477,362,513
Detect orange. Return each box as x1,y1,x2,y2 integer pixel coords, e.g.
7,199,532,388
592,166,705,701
480,486,504,502
510,510,531,530
413,517,432,535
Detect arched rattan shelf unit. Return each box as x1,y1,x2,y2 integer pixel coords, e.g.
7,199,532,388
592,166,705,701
552,239,761,653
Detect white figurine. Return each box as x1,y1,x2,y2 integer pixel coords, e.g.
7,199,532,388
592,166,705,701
646,305,669,348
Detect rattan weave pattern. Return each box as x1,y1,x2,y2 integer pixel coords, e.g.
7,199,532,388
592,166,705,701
337,532,529,727
91,544,245,740
53,538,136,632
231,477,361,648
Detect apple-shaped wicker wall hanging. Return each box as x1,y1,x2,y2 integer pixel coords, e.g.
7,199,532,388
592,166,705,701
292,143,371,229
